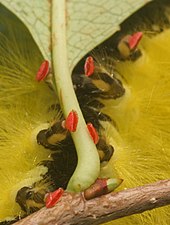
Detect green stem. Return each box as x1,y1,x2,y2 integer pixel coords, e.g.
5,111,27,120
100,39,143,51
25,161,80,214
51,0,100,192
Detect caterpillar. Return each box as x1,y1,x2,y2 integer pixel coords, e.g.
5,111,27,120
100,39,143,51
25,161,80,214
0,0,170,225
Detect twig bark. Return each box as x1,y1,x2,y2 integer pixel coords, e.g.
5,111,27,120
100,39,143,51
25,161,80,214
14,179,170,225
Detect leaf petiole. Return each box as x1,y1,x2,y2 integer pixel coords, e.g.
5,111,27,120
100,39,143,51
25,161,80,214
51,0,100,192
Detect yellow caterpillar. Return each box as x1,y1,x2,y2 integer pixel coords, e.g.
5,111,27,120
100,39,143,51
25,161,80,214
0,1,170,225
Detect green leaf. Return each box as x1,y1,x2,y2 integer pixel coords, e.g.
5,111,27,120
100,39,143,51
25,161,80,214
66,0,150,71
0,0,50,60
0,0,149,71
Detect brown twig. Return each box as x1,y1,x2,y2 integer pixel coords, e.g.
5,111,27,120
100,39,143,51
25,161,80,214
14,179,170,225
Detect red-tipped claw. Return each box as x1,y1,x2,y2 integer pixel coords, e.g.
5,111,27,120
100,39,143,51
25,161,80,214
36,60,50,82
87,123,99,144
128,32,143,50
65,110,78,132
84,56,95,77
45,188,64,208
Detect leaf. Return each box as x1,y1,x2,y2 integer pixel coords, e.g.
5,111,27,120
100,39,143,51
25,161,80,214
66,0,150,71
0,0,51,60
0,0,149,71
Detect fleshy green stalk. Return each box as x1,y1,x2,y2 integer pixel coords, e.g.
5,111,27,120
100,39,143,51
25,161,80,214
51,0,100,192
